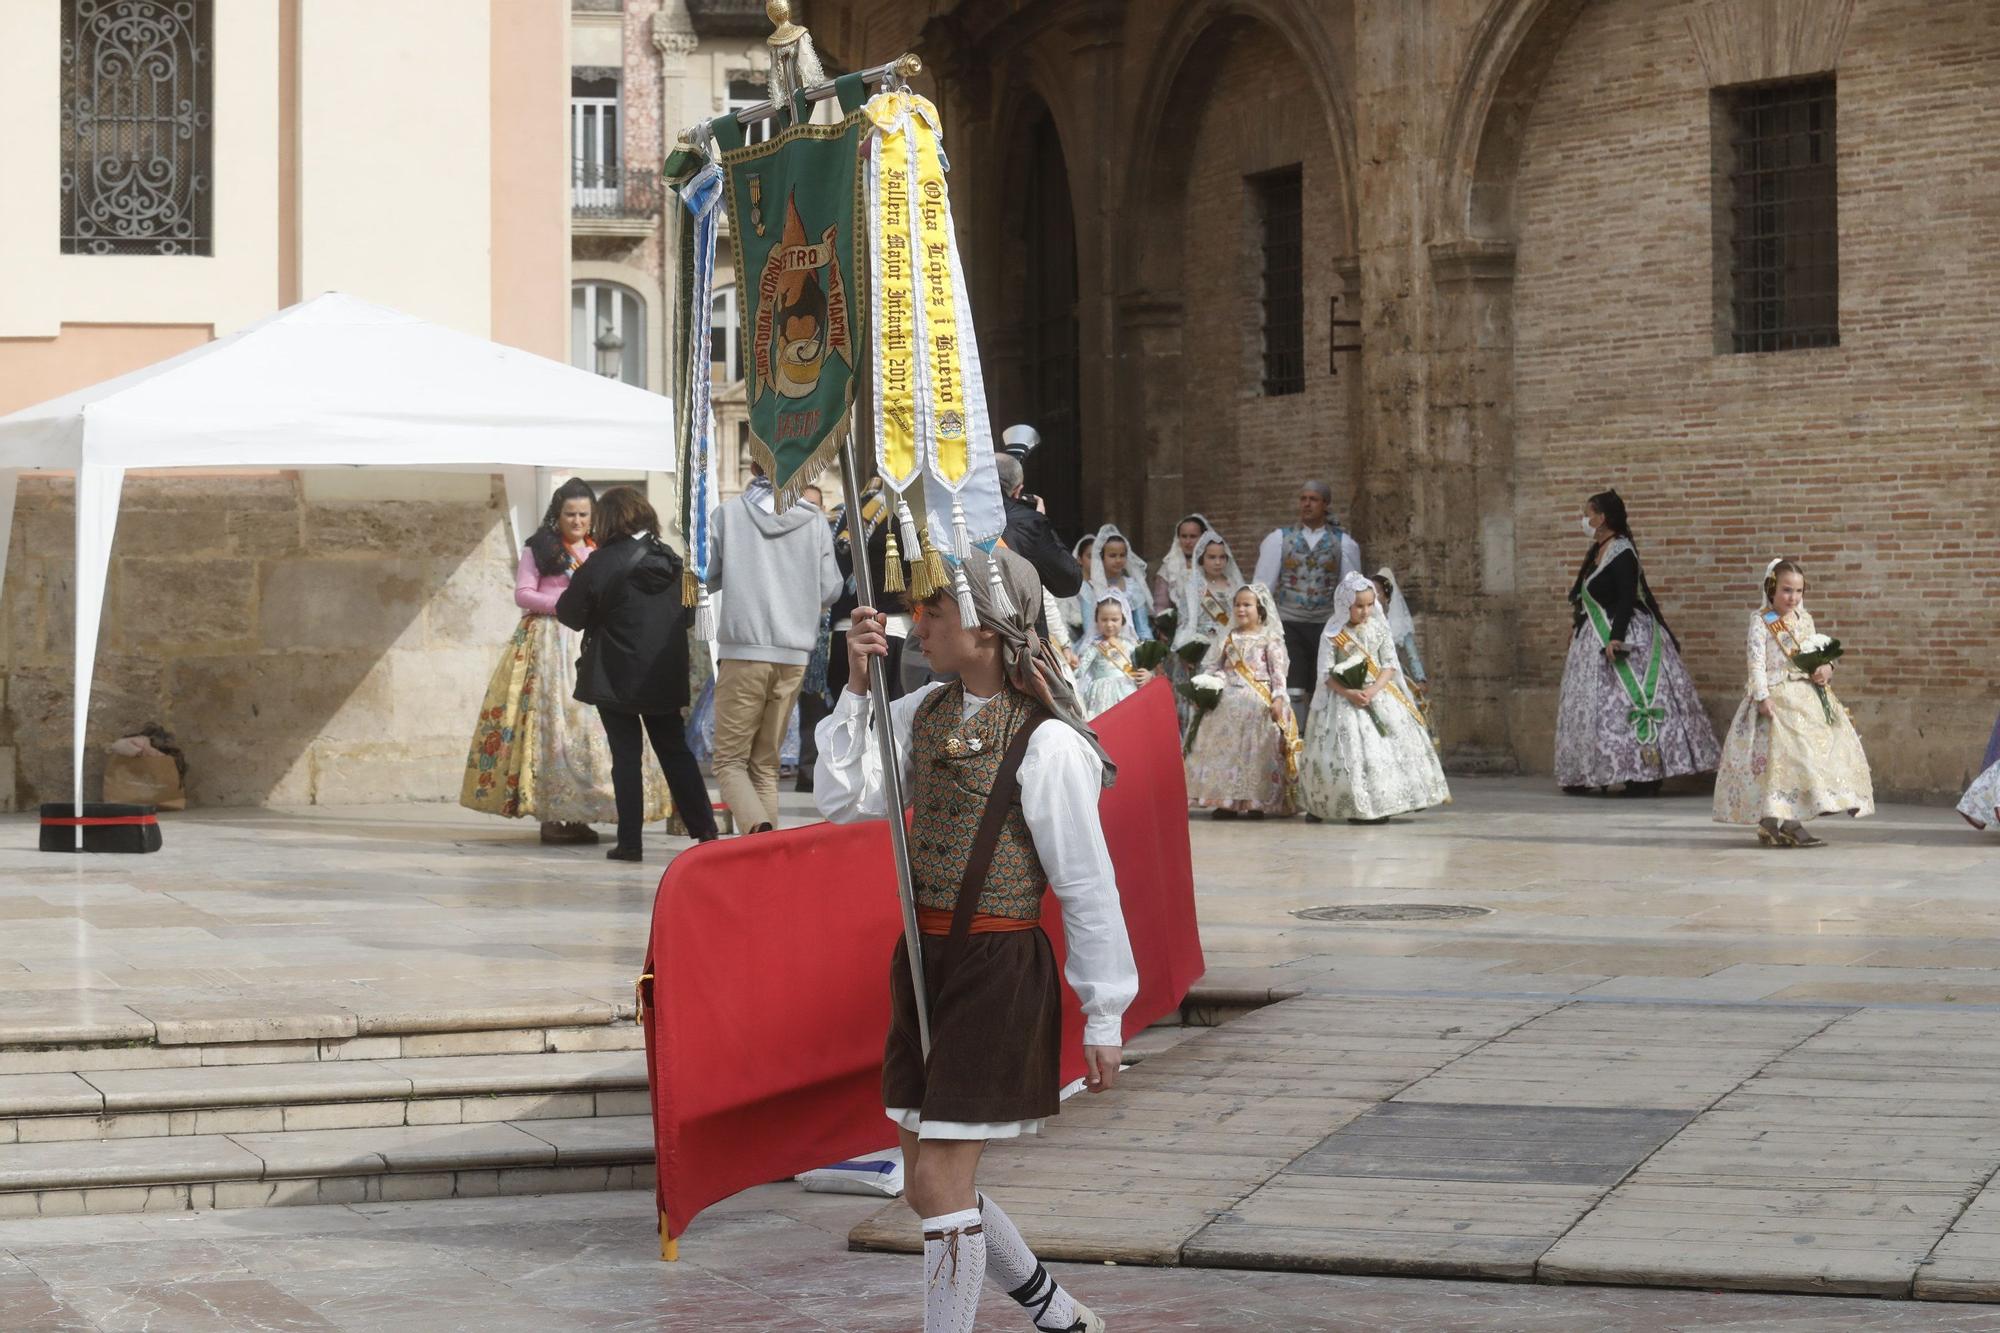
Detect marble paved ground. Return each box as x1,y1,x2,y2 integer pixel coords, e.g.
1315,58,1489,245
6,1186,2000,1332
3,779,1997,1038
8,779,2000,1309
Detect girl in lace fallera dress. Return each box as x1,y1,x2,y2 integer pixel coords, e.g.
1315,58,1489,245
1712,559,1875,847
1300,573,1451,824
1172,531,1243,660
1185,584,1299,819
1169,530,1243,733
1555,490,1720,796
1073,589,1153,719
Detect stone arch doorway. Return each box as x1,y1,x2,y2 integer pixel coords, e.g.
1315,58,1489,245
989,93,1083,545
1115,2,1358,558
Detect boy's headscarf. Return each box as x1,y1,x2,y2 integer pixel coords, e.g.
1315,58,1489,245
958,545,1116,788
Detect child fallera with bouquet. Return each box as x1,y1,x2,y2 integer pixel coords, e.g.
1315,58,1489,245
1074,589,1154,719
1184,583,1298,818
1300,572,1451,824
1712,559,1875,846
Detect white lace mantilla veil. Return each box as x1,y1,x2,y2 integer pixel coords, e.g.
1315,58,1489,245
1177,529,1244,644
1317,570,1381,682
1082,585,1137,648
1209,581,1284,666
1375,565,1416,645
1086,523,1149,593
1154,512,1214,588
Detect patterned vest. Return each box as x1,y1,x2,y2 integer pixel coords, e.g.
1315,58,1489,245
1273,524,1344,622
907,684,1047,920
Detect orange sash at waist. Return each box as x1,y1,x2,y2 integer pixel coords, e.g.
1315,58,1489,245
915,906,1040,936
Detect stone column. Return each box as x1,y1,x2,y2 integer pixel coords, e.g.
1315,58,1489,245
1353,0,1519,768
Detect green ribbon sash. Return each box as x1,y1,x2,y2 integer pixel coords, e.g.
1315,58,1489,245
1581,581,1665,744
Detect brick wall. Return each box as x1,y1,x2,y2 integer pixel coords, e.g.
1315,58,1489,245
1173,21,1357,570
1509,0,2000,797
0,476,517,811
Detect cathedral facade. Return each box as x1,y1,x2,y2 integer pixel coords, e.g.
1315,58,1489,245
804,0,1999,798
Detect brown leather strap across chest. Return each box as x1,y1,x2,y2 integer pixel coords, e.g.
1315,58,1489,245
933,708,1046,996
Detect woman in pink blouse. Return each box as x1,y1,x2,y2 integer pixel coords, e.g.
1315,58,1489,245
460,479,668,842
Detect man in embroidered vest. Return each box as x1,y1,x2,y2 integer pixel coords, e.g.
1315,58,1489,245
1252,478,1363,701
814,545,1135,1333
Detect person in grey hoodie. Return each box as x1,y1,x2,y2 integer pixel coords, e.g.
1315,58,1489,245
707,462,842,832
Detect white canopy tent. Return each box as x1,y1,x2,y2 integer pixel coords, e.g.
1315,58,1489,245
0,292,677,834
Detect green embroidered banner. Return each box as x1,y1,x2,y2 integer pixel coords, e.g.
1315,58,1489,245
713,75,869,507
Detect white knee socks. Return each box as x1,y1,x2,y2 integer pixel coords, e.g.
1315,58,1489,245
978,1193,1081,1331
922,1207,986,1333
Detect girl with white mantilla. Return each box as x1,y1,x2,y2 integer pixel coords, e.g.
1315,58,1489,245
1299,572,1450,824
1079,524,1151,642
1172,531,1243,660
1150,513,1212,618
814,546,1131,1333
1184,583,1298,818
1074,589,1153,719
1712,559,1875,846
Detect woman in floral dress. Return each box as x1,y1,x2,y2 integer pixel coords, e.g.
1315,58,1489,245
1185,583,1297,818
1074,588,1152,718
459,479,667,842
1555,490,1719,795
1300,572,1450,824
1712,559,1874,846
1959,758,2000,831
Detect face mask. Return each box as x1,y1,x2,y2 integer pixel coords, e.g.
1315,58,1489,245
1580,517,1597,536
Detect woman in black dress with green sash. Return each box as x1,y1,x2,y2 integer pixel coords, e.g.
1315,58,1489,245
1554,490,1720,795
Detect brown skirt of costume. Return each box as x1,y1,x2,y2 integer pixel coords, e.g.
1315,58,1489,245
883,928,1062,1126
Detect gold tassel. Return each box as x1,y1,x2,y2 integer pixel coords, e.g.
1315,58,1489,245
908,535,936,601
682,567,698,607
923,541,948,601
882,526,905,594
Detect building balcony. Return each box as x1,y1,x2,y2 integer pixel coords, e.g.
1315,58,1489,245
571,161,660,238
685,0,768,38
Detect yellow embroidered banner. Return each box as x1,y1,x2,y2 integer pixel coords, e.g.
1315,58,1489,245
909,114,969,488
867,96,920,492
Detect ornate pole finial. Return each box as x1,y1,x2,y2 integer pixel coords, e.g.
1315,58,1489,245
767,0,806,48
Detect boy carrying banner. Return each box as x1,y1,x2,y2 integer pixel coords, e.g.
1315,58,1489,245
814,544,1134,1333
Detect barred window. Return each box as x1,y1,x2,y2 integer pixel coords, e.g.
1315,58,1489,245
60,0,214,256
1716,76,1838,354
1251,166,1304,396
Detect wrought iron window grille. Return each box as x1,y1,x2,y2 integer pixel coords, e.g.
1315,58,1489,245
1719,75,1838,354
1251,165,1305,396
60,0,214,256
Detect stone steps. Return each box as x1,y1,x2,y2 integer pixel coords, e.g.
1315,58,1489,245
0,1027,661,1219
0,1114,656,1220
0,1048,649,1145
0,1017,645,1077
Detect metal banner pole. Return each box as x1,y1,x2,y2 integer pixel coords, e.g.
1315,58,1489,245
838,434,932,1057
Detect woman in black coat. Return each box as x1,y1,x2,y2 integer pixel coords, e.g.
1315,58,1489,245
556,487,719,858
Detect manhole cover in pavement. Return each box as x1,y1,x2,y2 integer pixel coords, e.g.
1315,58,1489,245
1290,903,1492,922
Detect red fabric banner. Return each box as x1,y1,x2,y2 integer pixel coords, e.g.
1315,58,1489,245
641,677,1203,1240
